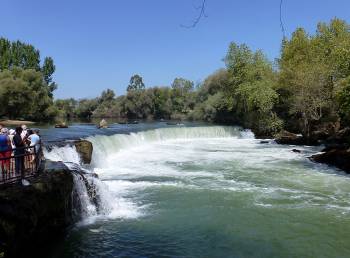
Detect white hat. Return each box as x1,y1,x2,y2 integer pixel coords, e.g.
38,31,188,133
1,128,8,134
9,129,15,135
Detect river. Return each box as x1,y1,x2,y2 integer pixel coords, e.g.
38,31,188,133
40,122,350,257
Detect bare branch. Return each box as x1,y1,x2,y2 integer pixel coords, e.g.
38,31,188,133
181,0,207,28
280,0,286,37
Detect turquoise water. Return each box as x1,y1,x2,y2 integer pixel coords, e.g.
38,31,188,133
45,124,350,258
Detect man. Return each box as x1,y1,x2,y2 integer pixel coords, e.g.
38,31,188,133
20,124,28,140
28,129,41,166
13,127,30,186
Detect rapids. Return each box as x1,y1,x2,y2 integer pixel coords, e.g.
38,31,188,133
44,125,350,257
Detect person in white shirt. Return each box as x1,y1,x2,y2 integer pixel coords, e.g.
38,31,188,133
21,124,28,140
8,129,16,150
28,129,41,163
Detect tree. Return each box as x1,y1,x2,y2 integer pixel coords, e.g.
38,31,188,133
223,42,281,135
0,68,56,120
42,57,55,84
278,19,350,136
75,98,98,119
98,89,115,104
42,57,57,96
127,74,145,91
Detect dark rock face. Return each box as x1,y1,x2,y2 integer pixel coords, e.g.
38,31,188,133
274,130,305,145
0,160,75,257
325,127,350,145
74,140,93,164
310,149,350,173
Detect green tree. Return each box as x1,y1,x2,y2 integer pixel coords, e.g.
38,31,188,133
224,42,281,135
0,68,56,120
127,74,145,91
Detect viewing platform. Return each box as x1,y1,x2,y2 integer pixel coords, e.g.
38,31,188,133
0,145,42,184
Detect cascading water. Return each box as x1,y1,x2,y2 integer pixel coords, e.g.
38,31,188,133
44,126,252,222
87,126,252,167
46,125,350,258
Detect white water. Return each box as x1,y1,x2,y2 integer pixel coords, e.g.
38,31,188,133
46,125,350,257
44,126,349,224
44,126,254,222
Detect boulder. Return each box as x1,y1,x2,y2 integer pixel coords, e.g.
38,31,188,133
326,127,350,145
274,130,305,145
0,161,75,257
54,122,68,128
74,140,93,164
260,140,270,144
98,119,108,129
310,149,350,173
291,149,301,153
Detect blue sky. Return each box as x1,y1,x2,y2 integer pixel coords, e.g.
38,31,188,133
1,0,349,99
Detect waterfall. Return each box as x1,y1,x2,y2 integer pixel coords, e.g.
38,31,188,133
87,126,253,167
44,125,254,222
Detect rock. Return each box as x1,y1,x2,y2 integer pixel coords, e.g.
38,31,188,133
274,130,305,145
321,143,349,152
309,130,330,144
326,127,350,145
291,149,301,153
0,160,75,257
310,149,350,173
98,119,108,129
54,122,68,128
260,140,270,144
74,140,93,164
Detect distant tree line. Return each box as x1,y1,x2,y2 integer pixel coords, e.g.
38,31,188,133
0,38,57,121
55,19,350,139
1,18,349,139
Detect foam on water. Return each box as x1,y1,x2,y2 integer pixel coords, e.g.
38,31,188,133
44,125,350,224
44,145,81,164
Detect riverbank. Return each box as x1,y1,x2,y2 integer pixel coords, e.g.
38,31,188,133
0,120,35,126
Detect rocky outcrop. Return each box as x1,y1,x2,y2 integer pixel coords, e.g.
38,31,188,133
98,119,108,129
310,148,350,173
0,160,75,257
325,127,350,145
74,140,93,164
274,130,305,145
54,122,68,128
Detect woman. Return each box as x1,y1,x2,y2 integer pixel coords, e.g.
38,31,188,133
0,128,12,180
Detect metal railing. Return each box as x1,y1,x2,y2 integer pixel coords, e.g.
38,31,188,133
0,145,43,184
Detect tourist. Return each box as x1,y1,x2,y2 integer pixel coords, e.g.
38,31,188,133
13,127,29,186
8,129,16,149
28,129,41,164
0,128,11,179
21,124,28,140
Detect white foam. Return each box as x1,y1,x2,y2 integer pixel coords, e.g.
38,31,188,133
44,145,81,164
44,126,350,223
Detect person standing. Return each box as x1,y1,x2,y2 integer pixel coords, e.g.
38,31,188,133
28,129,41,166
20,124,28,140
0,128,11,180
13,127,29,186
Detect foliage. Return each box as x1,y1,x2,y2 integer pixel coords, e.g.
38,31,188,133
0,38,58,121
0,68,56,120
127,74,145,91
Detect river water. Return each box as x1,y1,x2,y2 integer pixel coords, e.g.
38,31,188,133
41,122,350,257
